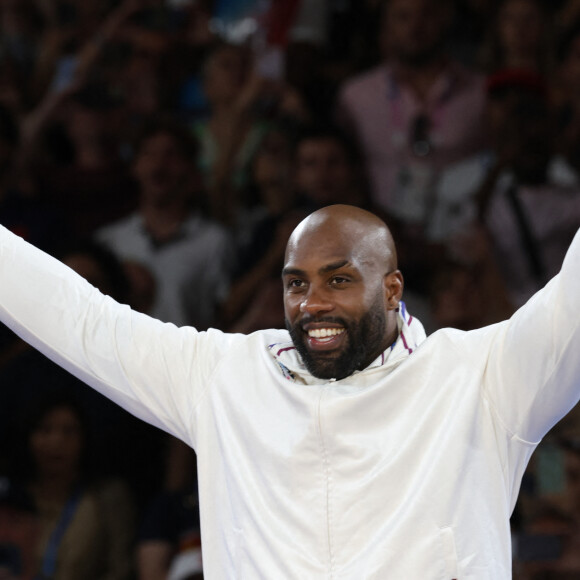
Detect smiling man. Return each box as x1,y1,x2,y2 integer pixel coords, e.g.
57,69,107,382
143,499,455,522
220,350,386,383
1,205,580,578
283,206,403,380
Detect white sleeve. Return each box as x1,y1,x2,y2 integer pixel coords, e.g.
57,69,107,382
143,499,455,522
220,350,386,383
0,225,229,444
483,228,580,443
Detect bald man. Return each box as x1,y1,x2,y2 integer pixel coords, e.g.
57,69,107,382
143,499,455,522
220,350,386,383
283,206,403,381
1,205,580,578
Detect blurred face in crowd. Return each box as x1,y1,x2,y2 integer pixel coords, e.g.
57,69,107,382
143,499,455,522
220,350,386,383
497,0,544,61
382,0,452,65
65,102,123,152
294,138,356,206
486,88,552,184
252,129,295,213
203,45,251,106
283,206,403,380
133,131,196,206
30,406,84,480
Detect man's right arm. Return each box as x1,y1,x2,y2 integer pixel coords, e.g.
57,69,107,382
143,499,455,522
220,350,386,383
0,225,225,444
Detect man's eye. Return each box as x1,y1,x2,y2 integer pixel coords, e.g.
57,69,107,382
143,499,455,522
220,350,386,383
331,276,349,285
287,279,304,288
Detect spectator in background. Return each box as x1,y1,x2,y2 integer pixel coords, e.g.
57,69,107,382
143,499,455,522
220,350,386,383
283,40,335,124
220,124,306,333
336,0,486,244
0,476,39,580
8,392,135,580
36,83,139,239
29,0,145,101
0,103,66,254
116,28,168,130
292,124,369,210
475,71,580,309
193,40,310,226
428,225,514,333
136,484,203,580
479,0,554,75
96,116,234,329
392,68,580,315
552,21,580,184
156,1,216,120
0,0,43,111
511,438,580,577
229,123,297,253
193,42,269,204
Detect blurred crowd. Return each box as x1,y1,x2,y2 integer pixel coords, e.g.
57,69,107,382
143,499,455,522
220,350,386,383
1,0,580,577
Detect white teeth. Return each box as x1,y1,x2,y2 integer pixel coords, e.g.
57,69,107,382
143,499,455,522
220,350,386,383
308,328,344,338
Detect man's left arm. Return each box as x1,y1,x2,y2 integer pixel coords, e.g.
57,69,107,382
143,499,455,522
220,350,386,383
483,228,580,443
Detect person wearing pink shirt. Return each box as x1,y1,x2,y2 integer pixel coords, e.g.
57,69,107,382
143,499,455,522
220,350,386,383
337,0,487,229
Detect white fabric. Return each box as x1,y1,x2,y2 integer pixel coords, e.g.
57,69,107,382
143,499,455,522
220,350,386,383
2,225,580,578
168,549,203,580
96,212,233,328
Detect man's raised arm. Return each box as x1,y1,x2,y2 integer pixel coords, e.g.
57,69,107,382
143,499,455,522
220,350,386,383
0,225,224,444
483,228,580,444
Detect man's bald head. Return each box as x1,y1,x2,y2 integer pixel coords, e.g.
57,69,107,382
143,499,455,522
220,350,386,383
283,205,404,380
286,204,398,274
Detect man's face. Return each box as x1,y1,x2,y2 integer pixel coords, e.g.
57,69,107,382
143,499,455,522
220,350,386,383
133,132,194,204
283,222,399,380
382,0,450,66
294,138,354,205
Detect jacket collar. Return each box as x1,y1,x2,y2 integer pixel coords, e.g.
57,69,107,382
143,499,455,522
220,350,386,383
268,302,426,385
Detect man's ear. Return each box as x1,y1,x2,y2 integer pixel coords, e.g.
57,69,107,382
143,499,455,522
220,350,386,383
384,270,404,310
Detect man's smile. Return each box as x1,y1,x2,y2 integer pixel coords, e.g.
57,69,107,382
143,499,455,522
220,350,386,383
303,325,346,351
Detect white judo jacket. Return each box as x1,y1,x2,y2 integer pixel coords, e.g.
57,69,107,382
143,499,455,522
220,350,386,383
1,225,580,579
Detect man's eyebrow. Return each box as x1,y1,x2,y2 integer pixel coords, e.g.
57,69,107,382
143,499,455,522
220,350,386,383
318,260,350,274
282,267,305,277
282,260,352,278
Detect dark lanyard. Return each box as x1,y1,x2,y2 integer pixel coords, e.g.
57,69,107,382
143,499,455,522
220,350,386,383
38,487,83,579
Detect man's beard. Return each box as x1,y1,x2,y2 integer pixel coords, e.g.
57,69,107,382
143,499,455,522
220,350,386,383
286,296,389,381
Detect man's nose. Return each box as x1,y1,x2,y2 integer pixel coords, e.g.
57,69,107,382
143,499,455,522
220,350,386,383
300,285,333,316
